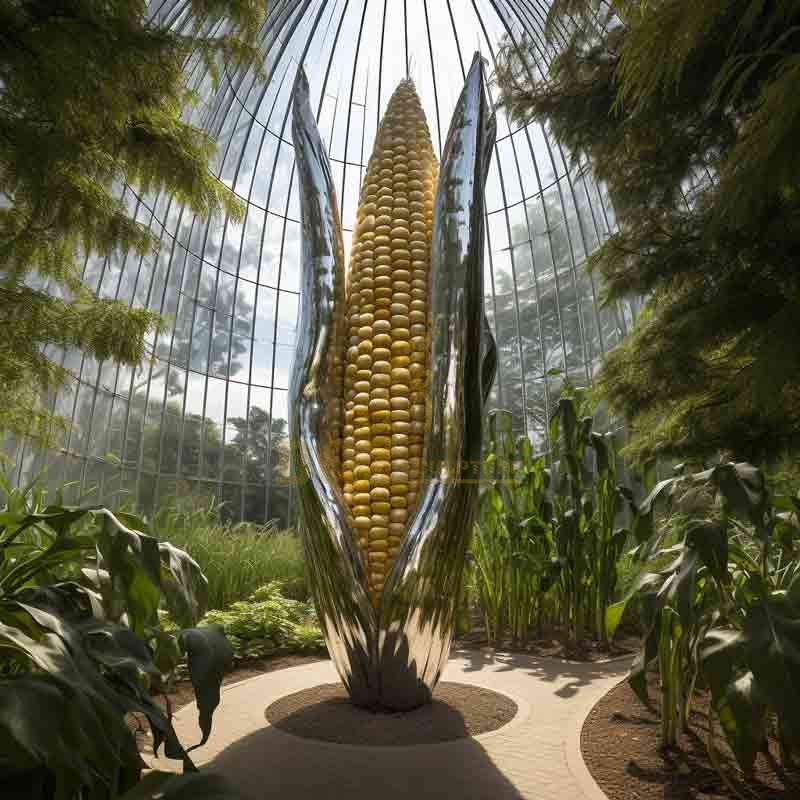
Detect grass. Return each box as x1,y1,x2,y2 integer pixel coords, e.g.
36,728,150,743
151,496,308,610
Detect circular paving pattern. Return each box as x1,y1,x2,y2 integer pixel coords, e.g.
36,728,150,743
150,651,632,799
265,681,518,746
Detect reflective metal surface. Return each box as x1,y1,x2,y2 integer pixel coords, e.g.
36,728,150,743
291,54,495,711
289,69,377,707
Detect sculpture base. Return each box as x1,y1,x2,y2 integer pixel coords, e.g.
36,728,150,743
265,681,517,746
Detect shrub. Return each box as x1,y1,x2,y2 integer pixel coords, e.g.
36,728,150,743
198,582,324,663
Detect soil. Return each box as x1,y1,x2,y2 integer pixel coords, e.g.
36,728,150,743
582,674,800,799
456,629,639,662
265,681,517,746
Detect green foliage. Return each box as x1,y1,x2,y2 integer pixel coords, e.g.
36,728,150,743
137,400,291,526
151,496,307,609
0,477,235,798
549,392,641,646
610,460,800,769
0,0,266,442
470,410,555,646
496,1,800,463
199,582,324,662
470,398,640,648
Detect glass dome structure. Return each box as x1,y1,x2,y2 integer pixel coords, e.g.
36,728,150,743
10,0,640,524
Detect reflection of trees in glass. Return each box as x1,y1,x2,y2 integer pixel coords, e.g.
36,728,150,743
492,227,587,438
120,397,289,524
488,179,630,446
225,405,290,524
153,265,254,395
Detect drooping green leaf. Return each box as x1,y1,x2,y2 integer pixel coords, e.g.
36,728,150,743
95,512,162,634
640,477,680,515
606,571,662,639
114,512,151,535
0,609,146,789
179,625,234,750
657,547,699,628
701,628,748,700
151,629,184,676
709,463,767,530
714,672,767,773
0,675,125,800
159,542,209,628
80,620,162,694
605,600,627,640
685,520,728,585
741,600,800,752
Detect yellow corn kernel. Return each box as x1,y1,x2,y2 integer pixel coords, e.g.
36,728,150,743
340,79,437,605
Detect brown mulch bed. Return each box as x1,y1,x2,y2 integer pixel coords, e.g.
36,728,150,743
582,674,800,799
265,681,517,746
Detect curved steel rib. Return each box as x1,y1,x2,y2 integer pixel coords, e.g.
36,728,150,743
377,54,497,710
289,68,377,707
290,53,495,711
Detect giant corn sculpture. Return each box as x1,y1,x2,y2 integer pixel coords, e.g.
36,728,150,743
290,54,496,711
341,80,438,603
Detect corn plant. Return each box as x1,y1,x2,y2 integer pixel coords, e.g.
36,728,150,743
471,410,555,647
608,461,800,769
0,476,237,799
549,395,633,647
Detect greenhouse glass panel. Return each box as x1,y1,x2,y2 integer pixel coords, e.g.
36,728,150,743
9,0,635,522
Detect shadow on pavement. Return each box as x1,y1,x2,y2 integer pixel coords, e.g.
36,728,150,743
204,700,525,800
453,647,631,699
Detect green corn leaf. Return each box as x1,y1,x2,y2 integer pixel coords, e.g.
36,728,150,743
590,431,610,474
657,547,699,628
517,435,533,467
707,463,768,529
702,594,800,770
606,571,662,639
151,628,184,676
0,608,147,789
640,477,680,515
605,600,628,640
685,520,729,585
741,600,800,754
114,511,151,535
715,672,767,773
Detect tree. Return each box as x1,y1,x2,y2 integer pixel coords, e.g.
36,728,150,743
0,0,265,441
496,1,800,463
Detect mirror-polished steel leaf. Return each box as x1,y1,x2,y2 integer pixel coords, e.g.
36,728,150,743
290,53,496,710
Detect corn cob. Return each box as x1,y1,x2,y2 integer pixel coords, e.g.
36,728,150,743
340,80,438,604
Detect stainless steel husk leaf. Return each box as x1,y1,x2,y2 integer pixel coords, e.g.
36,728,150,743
290,52,496,711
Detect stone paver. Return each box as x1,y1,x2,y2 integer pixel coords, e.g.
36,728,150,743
152,649,630,800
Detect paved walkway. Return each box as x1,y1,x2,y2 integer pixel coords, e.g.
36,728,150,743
152,649,631,799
